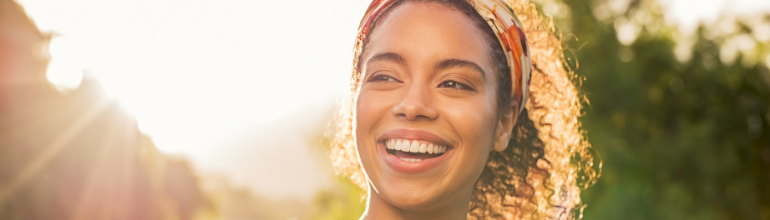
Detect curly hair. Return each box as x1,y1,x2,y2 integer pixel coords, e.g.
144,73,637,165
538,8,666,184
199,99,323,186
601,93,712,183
329,0,600,219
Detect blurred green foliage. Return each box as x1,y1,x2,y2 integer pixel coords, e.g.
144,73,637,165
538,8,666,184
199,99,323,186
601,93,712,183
551,0,770,219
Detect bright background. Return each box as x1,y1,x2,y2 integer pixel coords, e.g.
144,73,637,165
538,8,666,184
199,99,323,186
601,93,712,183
17,0,371,199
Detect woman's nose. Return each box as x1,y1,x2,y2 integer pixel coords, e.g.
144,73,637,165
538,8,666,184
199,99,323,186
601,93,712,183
391,84,438,121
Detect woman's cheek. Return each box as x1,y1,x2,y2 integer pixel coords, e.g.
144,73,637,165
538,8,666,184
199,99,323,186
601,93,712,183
443,96,497,134
441,97,498,159
356,90,384,130
355,90,389,144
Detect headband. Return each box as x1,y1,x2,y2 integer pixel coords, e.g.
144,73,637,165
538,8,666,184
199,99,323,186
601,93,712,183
356,0,532,115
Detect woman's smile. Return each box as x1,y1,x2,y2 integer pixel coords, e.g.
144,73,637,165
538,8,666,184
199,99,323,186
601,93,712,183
377,129,454,173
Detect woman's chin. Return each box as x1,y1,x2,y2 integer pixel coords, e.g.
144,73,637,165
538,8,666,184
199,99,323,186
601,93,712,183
372,174,467,212
378,186,445,210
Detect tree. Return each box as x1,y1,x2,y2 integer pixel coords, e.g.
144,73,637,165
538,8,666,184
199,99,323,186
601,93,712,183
555,0,770,218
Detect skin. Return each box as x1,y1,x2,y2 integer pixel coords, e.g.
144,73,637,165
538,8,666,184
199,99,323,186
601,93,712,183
354,2,518,220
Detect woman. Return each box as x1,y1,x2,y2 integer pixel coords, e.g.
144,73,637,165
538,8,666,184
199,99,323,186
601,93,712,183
331,0,599,219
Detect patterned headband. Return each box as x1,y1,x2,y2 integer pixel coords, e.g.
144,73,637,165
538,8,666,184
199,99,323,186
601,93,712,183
356,0,532,115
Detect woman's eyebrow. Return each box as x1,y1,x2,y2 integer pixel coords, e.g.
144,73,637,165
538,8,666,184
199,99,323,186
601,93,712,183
434,59,486,81
366,52,407,67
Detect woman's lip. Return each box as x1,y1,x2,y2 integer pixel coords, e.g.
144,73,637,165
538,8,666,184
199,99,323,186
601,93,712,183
378,129,452,148
377,129,453,174
378,141,452,174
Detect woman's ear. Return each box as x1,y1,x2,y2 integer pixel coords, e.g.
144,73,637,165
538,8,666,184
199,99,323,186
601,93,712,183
493,102,519,152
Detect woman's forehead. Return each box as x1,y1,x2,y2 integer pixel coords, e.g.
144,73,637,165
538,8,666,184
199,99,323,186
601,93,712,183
362,2,493,72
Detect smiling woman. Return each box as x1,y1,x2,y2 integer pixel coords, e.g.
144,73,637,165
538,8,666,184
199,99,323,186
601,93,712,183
331,0,599,219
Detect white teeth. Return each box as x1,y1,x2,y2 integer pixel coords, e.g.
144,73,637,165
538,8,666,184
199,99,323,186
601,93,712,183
385,139,448,154
433,145,444,154
399,157,423,163
409,141,420,153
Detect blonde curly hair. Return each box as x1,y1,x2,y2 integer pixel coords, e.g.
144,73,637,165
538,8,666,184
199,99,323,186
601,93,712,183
330,0,599,219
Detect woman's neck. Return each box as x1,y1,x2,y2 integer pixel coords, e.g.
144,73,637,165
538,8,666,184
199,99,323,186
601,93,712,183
359,188,470,220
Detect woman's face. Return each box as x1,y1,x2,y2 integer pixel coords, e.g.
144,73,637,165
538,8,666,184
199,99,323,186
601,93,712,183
355,2,512,211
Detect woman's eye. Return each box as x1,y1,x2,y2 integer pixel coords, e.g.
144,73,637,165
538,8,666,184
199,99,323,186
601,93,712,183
438,80,474,91
370,74,399,82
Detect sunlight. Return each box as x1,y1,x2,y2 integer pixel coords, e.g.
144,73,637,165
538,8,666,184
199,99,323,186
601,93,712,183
18,0,369,155
45,36,83,92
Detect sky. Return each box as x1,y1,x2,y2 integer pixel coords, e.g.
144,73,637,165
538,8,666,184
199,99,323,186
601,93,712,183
15,0,770,198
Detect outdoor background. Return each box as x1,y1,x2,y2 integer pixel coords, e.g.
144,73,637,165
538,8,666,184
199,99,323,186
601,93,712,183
1,0,769,219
